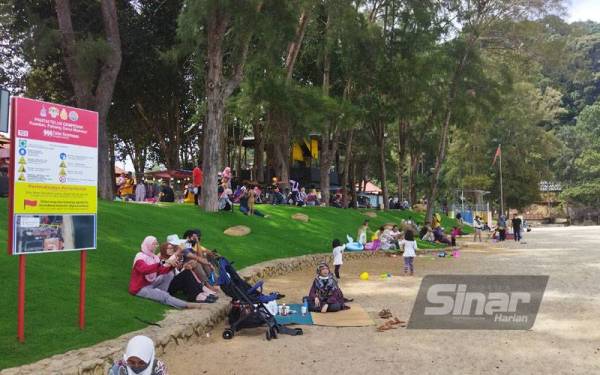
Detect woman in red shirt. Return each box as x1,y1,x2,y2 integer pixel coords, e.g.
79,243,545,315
129,236,203,309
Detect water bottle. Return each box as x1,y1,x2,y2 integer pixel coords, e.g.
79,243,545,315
301,298,308,316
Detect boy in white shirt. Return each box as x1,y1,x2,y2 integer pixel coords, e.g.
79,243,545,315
332,239,345,279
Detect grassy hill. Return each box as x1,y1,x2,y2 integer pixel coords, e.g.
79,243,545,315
0,198,464,369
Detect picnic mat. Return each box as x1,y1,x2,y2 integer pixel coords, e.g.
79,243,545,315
274,304,314,325
311,303,375,327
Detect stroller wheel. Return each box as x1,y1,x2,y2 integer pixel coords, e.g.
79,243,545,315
271,327,278,339
266,329,272,341
222,329,234,340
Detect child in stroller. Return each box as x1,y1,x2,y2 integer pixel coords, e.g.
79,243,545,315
217,257,303,340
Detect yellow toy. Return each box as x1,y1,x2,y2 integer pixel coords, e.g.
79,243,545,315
359,272,369,280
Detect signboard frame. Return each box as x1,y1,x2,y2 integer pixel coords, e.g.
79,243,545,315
9,97,99,256
0,87,9,133
7,96,99,341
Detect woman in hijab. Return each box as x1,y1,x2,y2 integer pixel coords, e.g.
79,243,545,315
109,335,167,375
307,263,350,313
128,236,203,309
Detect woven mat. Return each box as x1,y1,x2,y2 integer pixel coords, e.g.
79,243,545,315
311,303,375,327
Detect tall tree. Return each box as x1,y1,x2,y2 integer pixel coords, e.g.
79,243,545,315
179,0,265,211
424,0,562,221
54,0,122,200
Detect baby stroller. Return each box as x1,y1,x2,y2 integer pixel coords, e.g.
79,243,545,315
217,257,303,340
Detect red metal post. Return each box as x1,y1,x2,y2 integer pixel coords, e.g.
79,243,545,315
79,250,87,330
17,255,26,342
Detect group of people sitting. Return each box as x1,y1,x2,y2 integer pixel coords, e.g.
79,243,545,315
129,229,220,309
129,229,355,315
356,218,420,251
217,182,271,217
115,172,190,205
216,179,321,214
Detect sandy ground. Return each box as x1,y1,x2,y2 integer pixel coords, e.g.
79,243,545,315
163,226,600,375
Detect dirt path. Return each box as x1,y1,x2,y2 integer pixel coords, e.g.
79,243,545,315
163,227,600,375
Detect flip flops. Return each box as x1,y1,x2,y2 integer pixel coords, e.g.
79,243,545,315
376,313,408,331
377,320,399,331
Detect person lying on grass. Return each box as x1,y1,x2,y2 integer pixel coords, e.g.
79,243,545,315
307,263,351,313
433,226,452,245
109,335,168,375
128,236,204,309
159,242,217,303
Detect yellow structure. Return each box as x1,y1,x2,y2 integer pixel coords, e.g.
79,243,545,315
291,138,319,163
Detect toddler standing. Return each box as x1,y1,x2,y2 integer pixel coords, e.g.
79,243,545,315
332,239,345,279
400,230,417,276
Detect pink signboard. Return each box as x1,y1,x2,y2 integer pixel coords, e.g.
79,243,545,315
10,97,99,255
13,97,98,148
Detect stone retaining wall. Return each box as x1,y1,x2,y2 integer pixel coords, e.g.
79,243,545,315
1,251,379,375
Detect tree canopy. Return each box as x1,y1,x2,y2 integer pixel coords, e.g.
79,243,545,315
2,0,598,213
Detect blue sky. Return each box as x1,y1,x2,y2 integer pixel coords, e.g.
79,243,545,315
568,0,600,23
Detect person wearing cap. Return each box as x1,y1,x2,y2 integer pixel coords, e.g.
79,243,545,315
129,236,204,309
181,229,219,293
160,238,217,303
306,263,349,313
109,335,167,375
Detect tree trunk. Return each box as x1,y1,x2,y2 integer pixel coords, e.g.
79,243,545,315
236,122,244,181
319,12,332,206
349,160,357,208
200,2,260,211
271,7,310,190
253,121,265,183
341,129,354,208
319,152,331,206
409,150,419,205
397,119,408,201
55,0,122,200
201,6,228,211
369,121,388,210
285,9,310,81
425,35,476,222
376,123,389,210
274,117,290,190
109,135,116,191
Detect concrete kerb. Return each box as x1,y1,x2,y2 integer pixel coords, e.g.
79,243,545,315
0,251,380,375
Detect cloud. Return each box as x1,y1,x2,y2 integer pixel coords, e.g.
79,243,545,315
568,0,600,23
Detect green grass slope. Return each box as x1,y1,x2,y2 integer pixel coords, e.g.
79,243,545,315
0,198,465,369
